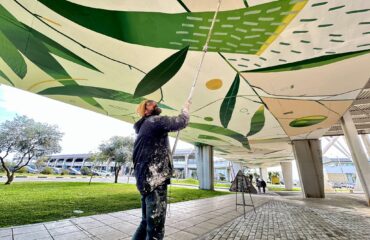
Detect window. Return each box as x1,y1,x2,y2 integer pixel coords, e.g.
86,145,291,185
66,158,73,163
74,158,83,163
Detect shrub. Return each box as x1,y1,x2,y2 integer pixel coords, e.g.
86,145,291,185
80,167,91,176
61,169,69,175
41,167,53,175
17,167,28,174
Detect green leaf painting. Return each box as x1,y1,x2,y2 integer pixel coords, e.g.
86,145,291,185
198,134,227,142
0,6,99,79
38,85,174,109
189,122,250,150
220,74,240,128
0,6,104,111
243,49,370,73
247,105,265,137
0,31,27,79
38,0,301,54
134,46,189,98
289,115,327,128
0,70,14,86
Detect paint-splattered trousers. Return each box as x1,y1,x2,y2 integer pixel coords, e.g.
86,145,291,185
132,184,168,240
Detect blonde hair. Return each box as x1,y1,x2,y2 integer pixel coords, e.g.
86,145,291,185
136,100,156,117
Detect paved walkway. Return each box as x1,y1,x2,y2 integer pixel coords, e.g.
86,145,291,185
201,193,370,240
2,192,370,240
0,193,270,240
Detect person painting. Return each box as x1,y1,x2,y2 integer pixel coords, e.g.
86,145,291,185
132,100,190,240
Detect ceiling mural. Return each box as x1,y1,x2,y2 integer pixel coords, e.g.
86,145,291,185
0,0,369,167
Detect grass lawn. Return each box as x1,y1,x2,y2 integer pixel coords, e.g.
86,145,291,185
0,182,229,227
267,184,301,192
172,178,231,188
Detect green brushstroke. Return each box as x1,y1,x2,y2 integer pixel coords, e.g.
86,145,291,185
243,0,249,8
38,0,299,54
330,39,345,43
0,70,14,86
243,49,370,73
0,31,27,79
0,6,104,111
291,50,302,54
311,2,328,7
300,18,317,22
214,148,231,154
177,0,190,12
188,122,250,150
289,115,327,127
134,46,189,98
198,134,227,142
293,31,308,34
329,5,345,11
329,34,342,37
247,105,265,137
38,85,173,109
204,117,213,122
220,74,240,128
318,24,333,28
346,9,370,14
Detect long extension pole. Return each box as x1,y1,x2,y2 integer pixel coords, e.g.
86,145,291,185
171,0,222,157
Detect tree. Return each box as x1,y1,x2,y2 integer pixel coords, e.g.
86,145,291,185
0,115,63,184
98,136,134,183
35,156,48,170
87,151,106,185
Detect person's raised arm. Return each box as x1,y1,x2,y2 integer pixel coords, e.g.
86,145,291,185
157,101,190,132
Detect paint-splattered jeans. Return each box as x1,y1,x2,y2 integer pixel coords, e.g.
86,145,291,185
132,184,167,240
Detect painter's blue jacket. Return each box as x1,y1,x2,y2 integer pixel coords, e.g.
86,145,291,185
133,111,189,194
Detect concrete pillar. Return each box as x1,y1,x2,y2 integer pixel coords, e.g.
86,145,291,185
361,134,370,157
259,167,268,182
280,161,293,190
293,139,325,198
341,111,370,205
196,144,214,190
184,154,189,178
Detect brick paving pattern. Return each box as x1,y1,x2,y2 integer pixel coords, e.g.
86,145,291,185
201,200,370,240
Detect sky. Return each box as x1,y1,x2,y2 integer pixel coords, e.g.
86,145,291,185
0,84,352,181
0,84,194,154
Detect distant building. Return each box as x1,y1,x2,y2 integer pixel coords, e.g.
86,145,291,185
323,157,359,184
43,149,233,180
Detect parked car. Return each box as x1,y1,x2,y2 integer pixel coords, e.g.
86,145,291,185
25,166,39,174
51,167,62,174
68,168,81,175
96,171,112,177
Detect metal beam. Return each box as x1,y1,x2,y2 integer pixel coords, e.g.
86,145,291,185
322,136,339,155
341,111,370,205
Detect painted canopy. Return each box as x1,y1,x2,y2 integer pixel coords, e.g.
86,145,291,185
1,0,370,167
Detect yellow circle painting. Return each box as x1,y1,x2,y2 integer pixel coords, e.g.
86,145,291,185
206,79,223,90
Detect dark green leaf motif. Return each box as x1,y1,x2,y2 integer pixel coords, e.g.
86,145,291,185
243,49,370,73
0,31,27,79
220,74,240,128
289,115,327,127
38,85,174,110
0,6,103,111
134,46,189,98
247,105,265,137
189,122,250,150
0,70,14,86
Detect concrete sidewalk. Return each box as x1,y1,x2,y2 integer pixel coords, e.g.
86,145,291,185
201,193,370,240
0,193,271,240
